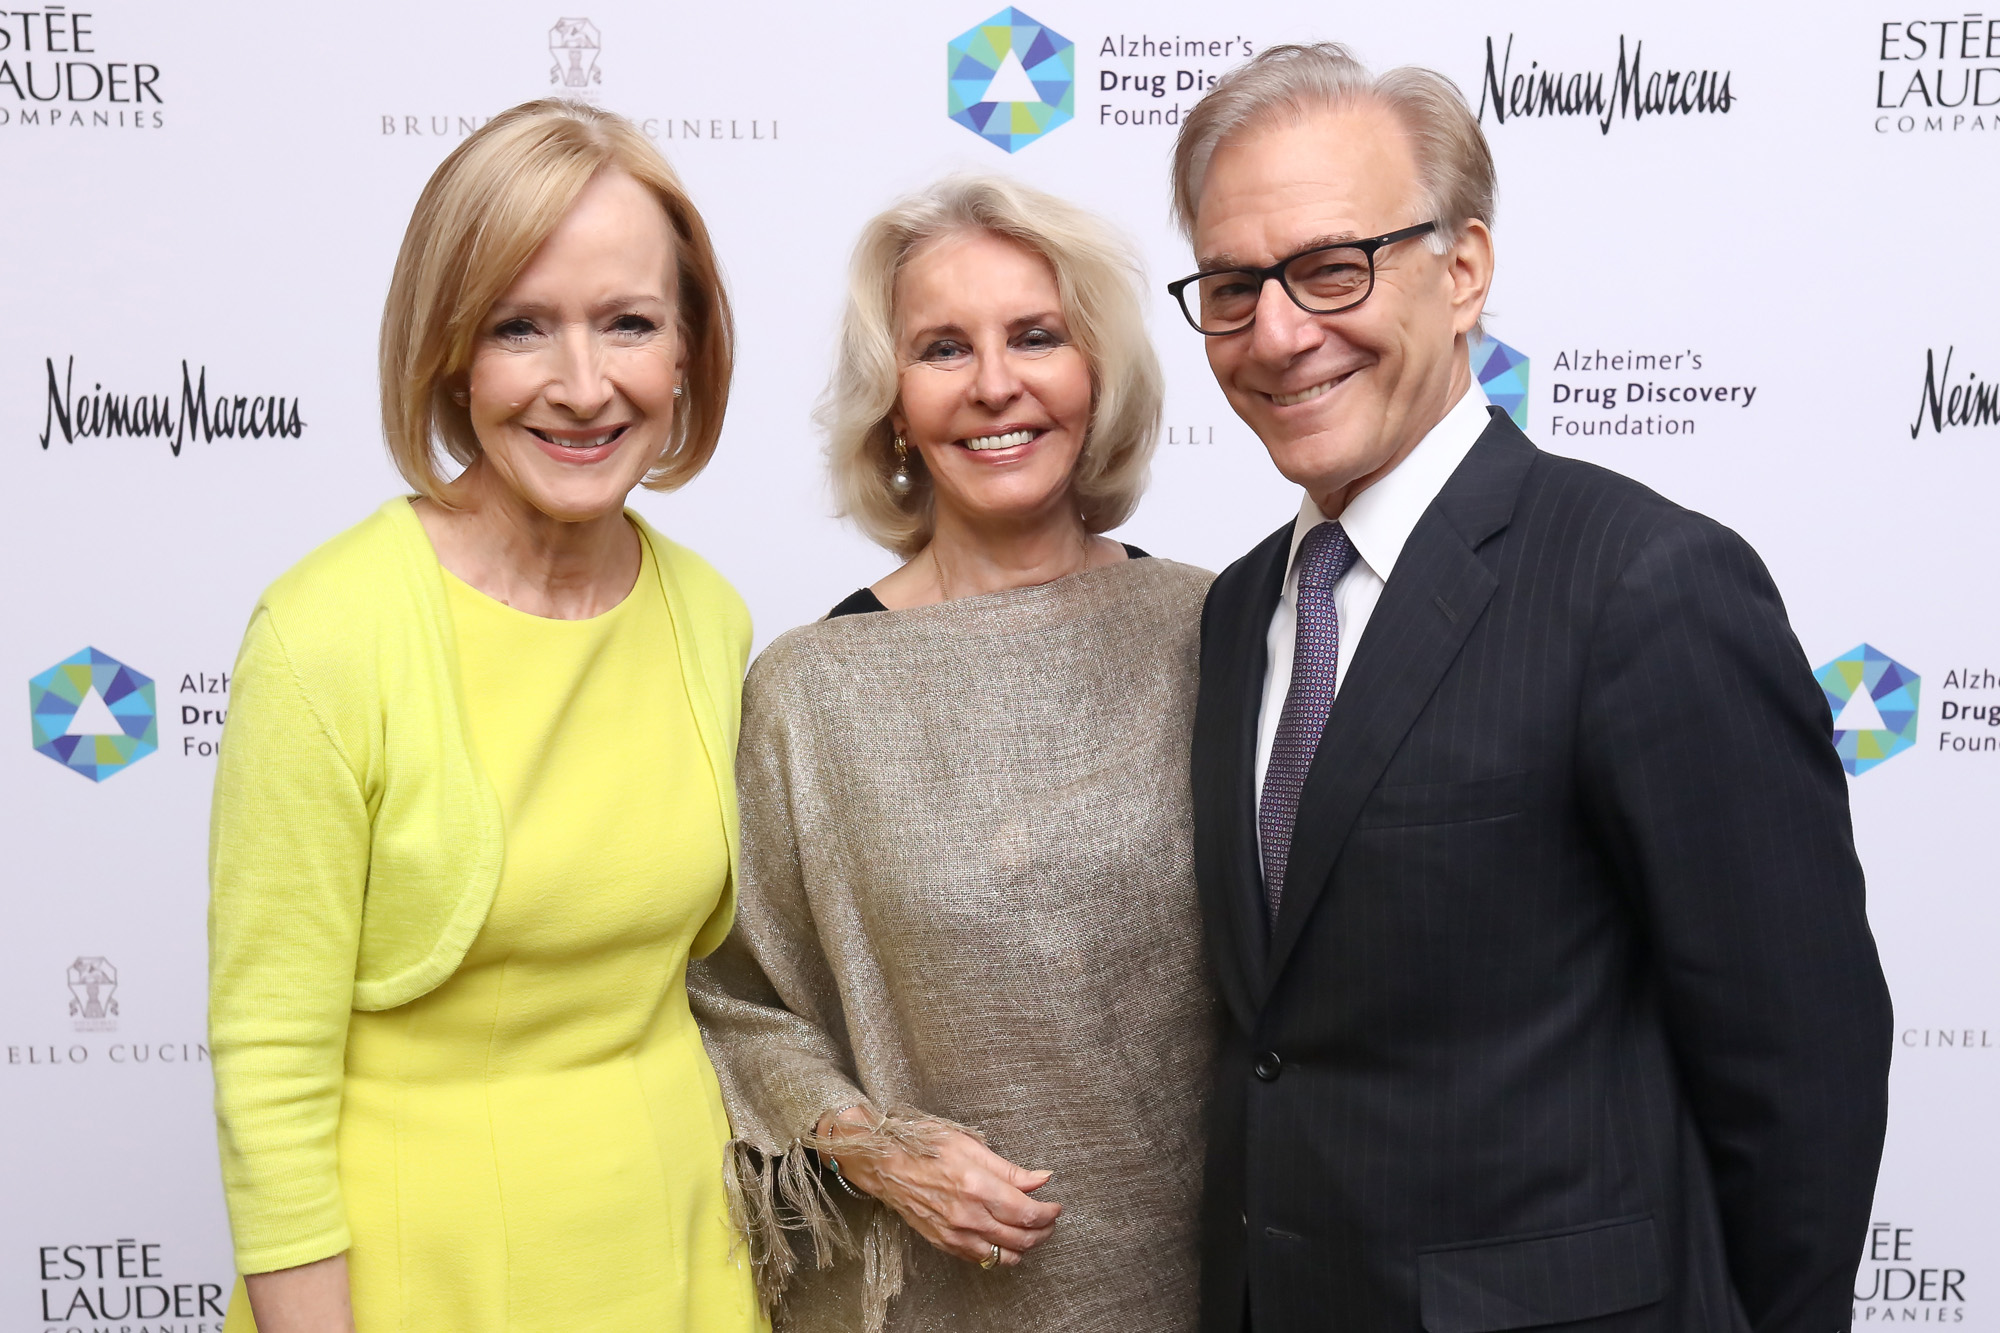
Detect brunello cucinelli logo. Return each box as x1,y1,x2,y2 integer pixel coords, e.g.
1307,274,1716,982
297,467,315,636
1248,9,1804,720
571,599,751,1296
1902,1025,1996,1049
1476,34,1736,135
1545,345,1759,443
1911,347,1999,438
38,355,307,455
1854,1223,1968,1322
1093,31,1253,131
1875,16,2000,135
0,5,164,130
37,1239,226,1327
10,958,208,1069
68,956,118,1032
382,16,777,145
8,1038,207,1067
548,16,600,89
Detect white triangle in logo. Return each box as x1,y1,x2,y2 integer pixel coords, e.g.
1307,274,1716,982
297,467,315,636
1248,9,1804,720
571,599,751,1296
65,687,124,737
983,48,1042,104
1833,684,1886,733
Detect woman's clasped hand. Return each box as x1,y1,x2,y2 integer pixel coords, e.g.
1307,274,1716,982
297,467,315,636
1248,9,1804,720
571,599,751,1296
816,1105,1061,1268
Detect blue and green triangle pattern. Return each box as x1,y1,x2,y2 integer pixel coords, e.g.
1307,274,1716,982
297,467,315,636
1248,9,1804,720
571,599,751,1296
29,647,157,782
1469,332,1529,428
947,7,1074,153
1815,643,1920,776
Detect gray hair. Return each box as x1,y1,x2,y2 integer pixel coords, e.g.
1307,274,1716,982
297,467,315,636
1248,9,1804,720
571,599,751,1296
820,175,1163,557
1171,43,1496,252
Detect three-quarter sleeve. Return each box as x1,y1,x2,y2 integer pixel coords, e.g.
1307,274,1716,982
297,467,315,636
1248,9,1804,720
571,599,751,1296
208,606,371,1274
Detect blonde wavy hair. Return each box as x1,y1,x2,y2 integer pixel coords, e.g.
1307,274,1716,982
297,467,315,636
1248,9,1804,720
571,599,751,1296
822,175,1163,557
379,99,734,501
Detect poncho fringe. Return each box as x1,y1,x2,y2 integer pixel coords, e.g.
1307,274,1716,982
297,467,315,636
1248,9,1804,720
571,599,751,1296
723,1109,984,1333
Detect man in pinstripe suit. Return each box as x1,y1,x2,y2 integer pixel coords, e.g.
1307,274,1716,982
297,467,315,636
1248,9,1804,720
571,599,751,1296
1167,45,1893,1333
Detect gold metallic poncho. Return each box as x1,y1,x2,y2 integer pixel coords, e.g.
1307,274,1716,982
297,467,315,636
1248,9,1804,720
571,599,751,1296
690,557,1222,1333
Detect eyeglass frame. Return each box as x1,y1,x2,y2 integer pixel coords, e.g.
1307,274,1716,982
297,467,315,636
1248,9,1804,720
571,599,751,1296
1165,221,1440,335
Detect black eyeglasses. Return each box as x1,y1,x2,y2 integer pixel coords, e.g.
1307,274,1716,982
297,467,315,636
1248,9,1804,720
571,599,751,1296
1166,221,1439,335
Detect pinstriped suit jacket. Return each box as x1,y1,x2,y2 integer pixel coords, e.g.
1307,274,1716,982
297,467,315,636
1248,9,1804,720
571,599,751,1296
1191,410,1893,1333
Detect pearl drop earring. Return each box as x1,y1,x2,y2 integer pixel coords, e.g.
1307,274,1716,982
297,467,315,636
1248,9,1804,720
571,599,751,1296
890,436,913,495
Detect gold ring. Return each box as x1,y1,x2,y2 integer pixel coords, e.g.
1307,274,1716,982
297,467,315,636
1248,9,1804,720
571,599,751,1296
980,1243,1001,1270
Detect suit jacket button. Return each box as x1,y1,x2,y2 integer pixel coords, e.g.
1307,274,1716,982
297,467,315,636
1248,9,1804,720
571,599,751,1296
1253,1051,1283,1081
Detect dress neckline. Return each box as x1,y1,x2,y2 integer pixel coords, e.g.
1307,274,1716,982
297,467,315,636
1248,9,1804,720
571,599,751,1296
439,524,654,626
827,544,1151,619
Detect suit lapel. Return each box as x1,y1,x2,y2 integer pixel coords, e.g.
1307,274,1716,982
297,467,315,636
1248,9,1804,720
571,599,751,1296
1194,521,1292,1028
1263,415,1536,986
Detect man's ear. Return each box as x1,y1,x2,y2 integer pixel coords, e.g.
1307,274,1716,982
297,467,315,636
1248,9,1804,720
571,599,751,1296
1447,219,1495,336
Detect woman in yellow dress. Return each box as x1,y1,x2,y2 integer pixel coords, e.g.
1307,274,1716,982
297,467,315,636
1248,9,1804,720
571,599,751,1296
206,100,764,1333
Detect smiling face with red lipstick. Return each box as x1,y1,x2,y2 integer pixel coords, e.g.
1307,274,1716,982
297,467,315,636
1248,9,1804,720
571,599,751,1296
409,166,690,618
463,167,685,528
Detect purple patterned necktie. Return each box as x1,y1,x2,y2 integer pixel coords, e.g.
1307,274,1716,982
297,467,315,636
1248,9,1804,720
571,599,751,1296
1259,520,1357,927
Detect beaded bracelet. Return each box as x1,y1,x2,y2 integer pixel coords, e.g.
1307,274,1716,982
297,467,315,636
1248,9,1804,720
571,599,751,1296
826,1153,869,1200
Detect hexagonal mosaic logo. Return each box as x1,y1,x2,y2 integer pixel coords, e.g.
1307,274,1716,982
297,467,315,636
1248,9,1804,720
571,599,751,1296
1815,644,1920,776
29,647,157,782
947,7,1074,152
1470,332,1529,428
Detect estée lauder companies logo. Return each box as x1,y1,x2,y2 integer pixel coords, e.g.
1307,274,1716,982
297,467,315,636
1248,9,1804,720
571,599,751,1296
0,6,165,130
1874,16,2000,134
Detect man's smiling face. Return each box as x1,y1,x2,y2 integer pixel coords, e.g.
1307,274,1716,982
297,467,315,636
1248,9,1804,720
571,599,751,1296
1193,99,1486,514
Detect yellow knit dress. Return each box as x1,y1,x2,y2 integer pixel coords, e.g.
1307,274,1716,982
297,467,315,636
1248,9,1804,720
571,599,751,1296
226,537,764,1332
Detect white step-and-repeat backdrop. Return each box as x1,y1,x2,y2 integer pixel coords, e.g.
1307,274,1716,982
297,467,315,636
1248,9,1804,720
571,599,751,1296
4,1,1995,1327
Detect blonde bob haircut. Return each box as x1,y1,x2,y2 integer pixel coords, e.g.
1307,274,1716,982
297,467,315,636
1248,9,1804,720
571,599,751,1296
380,98,734,501
823,175,1163,557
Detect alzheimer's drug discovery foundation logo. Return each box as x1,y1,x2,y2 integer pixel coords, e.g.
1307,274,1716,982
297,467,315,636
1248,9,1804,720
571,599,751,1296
1816,644,1920,776
948,8,1075,152
29,648,158,781
1471,332,1530,428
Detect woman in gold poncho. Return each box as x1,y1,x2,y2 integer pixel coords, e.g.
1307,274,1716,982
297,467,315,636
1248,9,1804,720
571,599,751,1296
690,175,1221,1333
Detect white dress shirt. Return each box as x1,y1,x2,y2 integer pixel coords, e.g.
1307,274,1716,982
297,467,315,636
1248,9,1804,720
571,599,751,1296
1254,389,1494,827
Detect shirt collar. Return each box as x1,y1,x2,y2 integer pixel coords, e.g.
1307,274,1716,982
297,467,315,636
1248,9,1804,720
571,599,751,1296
1284,386,1494,584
